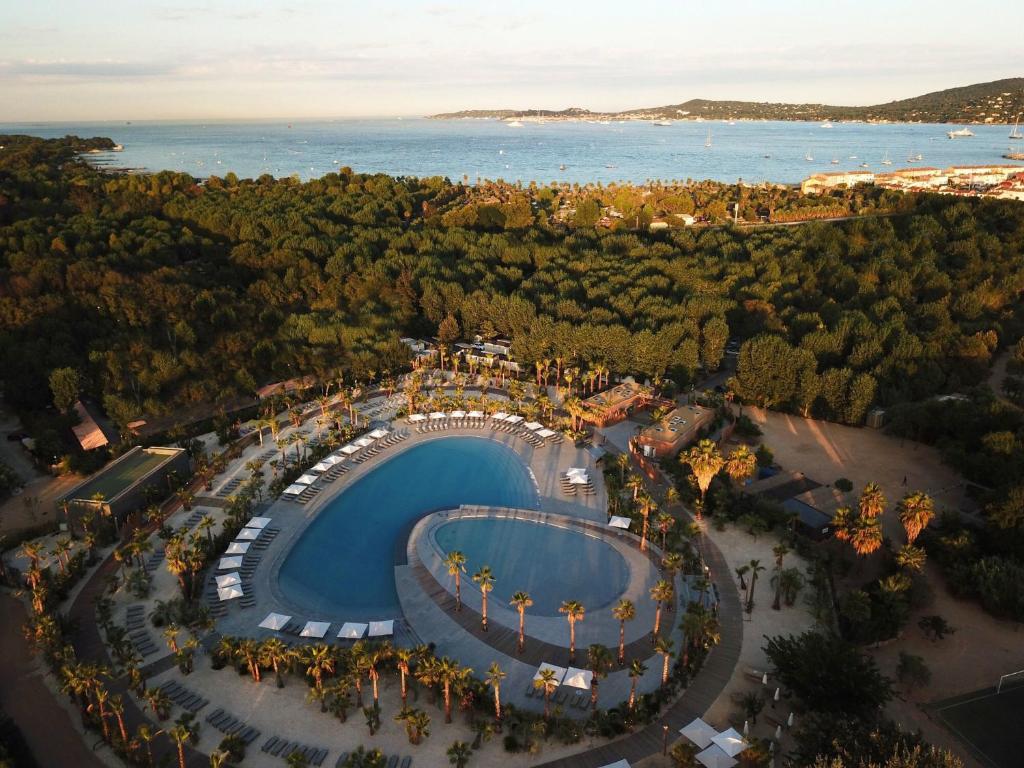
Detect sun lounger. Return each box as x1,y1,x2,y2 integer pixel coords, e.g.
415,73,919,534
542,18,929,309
205,708,224,723
388,756,399,768
335,753,350,768
399,757,411,768
261,736,279,753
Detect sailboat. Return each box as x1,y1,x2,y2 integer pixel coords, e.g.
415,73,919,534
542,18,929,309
881,151,893,166
805,149,814,162
704,129,712,148
1010,115,1023,140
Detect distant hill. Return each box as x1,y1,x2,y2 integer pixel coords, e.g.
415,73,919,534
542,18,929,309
430,78,1024,124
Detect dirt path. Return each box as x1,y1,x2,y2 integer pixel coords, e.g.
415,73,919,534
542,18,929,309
0,592,108,768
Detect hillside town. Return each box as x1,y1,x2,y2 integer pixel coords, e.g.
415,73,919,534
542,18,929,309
801,164,1024,200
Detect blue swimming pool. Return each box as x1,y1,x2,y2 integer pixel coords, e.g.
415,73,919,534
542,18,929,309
277,437,539,617
434,517,630,615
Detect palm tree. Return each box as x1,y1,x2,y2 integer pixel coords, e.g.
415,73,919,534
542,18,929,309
444,551,467,611
724,444,757,485
628,659,647,710
135,724,159,767
395,707,431,745
638,495,657,552
587,644,613,712
447,741,472,768
655,637,675,685
650,579,674,637
771,543,789,610
897,491,935,544
394,647,414,704
681,439,724,518
109,694,129,745
656,511,675,552
612,598,635,665
485,662,506,721
533,668,558,718
859,482,887,519
167,713,197,768
625,474,644,501
745,559,766,612
850,516,883,557
300,644,336,708
895,544,927,572
472,566,495,631
832,506,853,541
436,657,463,724
260,638,291,688
617,453,631,483
510,591,533,654
235,638,261,683
364,642,391,709
559,600,585,663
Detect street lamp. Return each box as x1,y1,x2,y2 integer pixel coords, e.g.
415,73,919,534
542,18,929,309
662,724,669,755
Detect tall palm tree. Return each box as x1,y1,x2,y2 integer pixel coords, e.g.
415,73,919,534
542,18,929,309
650,579,674,638
628,659,647,710
509,591,533,654
472,566,495,631
448,741,472,767
895,544,927,572
655,637,675,685
745,559,766,612
625,474,644,501
364,642,392,709
299,644,336,708
559,600,585,663
534,668,559,719
444,551,467,611
724,444,757,485
485,662,506,721
167,713,197,768
612,599,635,665
394,647,414,705
638,495,657,552
850,516,883,557
260,638,291,688
587,644,613,712
436,657,463,724
235,638,261,683
656,512,675,552
617,453,631,483
771,543,789,610
897,491,935,544
681,439,724,518
859,482,887,519
109,694,129,745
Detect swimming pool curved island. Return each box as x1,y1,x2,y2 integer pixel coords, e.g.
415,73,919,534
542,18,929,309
276,437,539,617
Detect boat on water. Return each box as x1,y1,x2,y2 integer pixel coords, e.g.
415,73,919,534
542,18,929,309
820,121,834,129
805,150,814,161
881,152,892,166
704,129,712,148
559,164,567,171
860,162,869,168
653,120,673,126
605,163,617,169
831,158,839,164
906,153,924,163
1010,115,1023,140
947,126,974,139
506,120,524,127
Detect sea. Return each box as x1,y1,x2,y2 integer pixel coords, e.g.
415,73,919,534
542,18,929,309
2,117,1022,185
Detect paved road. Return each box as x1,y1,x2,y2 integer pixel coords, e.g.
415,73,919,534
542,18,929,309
0,592,108,768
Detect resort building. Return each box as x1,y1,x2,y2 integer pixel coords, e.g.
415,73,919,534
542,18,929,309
59,445,191,523
635,404,716,458
579,383,654,427
72,399,117,451
800,170,875,194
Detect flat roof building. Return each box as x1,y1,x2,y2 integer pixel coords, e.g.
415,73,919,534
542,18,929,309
636,404,715,457
579,383,654,427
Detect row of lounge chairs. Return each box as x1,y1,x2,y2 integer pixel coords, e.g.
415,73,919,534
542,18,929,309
205,707,261,746
261,736,328,765
351,430,408,463
126,604,160,657
335,754,411,768
525,683,590,711
560,473,597,497
414,416,487,433
216,475,245,498
144,547,165,574
288,432,409,505
157,679,209,714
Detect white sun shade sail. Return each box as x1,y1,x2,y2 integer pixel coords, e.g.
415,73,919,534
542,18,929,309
429,411,446,420
218,585,243,601
354,437,374,448
533,663,567,685
300,621,331,638
322,454,344,465
368,429,389,439
226,541,250,554
283,483,307,496
236,527,261,540
408,414,427,422
368,620,394,637
598,761,631,768
506,414,524,423
449,410,466,419
340,445,360,455
216,572,241,588
258,612,292,631
246,516,272,529
608,516,632,530
337,622,368,639
562,667,593,689
537,428,556,438
711,728,748,757
523,421,543,431
491,412,509,420
567,470,590,485
218,556,244,570
296,473,319,485
311,461,332,472
467,410,484,419
680,718,719,749
696,745,738,768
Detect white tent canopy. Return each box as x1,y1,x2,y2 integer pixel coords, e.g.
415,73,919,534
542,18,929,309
340,445,360,455
598,761,631,768
216,572,241,588
337,622,368,639
368,620,394,637
258,612,292,631
680,718,719,749
236,527,261,540
562,667,593,690
537,428,556,438
218,556,244,570
711,728,748,758
523,421,544,431
533,663,567,685
506,414,524,423
311,461,332,472
408,414,427,423
429,411,446,420
226,541,250,554
354,437,374,448
608,516,632,530
450,410,466,419
296,474,319,485
300,621,331,638
322,454,344,466
696,745,738,768
491,412,509,421
218,585,243,601
283,483,307,496
467,410,484,419
368,429,389,439
246,516,272,529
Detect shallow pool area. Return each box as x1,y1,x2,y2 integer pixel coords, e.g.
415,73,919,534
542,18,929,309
276,437,539,617
433,517,630,615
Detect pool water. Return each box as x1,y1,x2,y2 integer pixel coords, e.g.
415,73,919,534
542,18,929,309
277,437,539,617
434,517,630,615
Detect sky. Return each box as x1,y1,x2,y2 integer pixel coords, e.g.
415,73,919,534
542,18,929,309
1,0,1022,121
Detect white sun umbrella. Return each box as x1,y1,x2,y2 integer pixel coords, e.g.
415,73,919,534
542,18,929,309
368,428,389,439
368,620,394,637
408,413,427,423
218,555,244,570
340,445,360,455
491,411,509,420
236,527,261,541
321,454,343,466
246,516,272,529
533,663,567,685
787,712,795,727
258,612,292,631
311,461,332,472
337,622,368,639
567,471,590,485
296,473,319,485
680,717,718,749
299,621,331,638
537,428,556,438
217,584,243,601
696,745,738,768
523,421,544,431
354,437,374,448
773,725,783,741
449,410,466,419
711,728,748,757
216,572,241,588
562,667,593,690
598,762,631,768
429,411,446,420
282,483,306,496
226,541,250,555
506,414,524,424
608,516,632,530
467,410,484,419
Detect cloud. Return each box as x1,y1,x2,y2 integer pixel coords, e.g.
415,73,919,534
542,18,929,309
0,59,175,79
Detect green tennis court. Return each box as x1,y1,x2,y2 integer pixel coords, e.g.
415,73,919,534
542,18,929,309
933,682,1024,768
70,450,171,501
